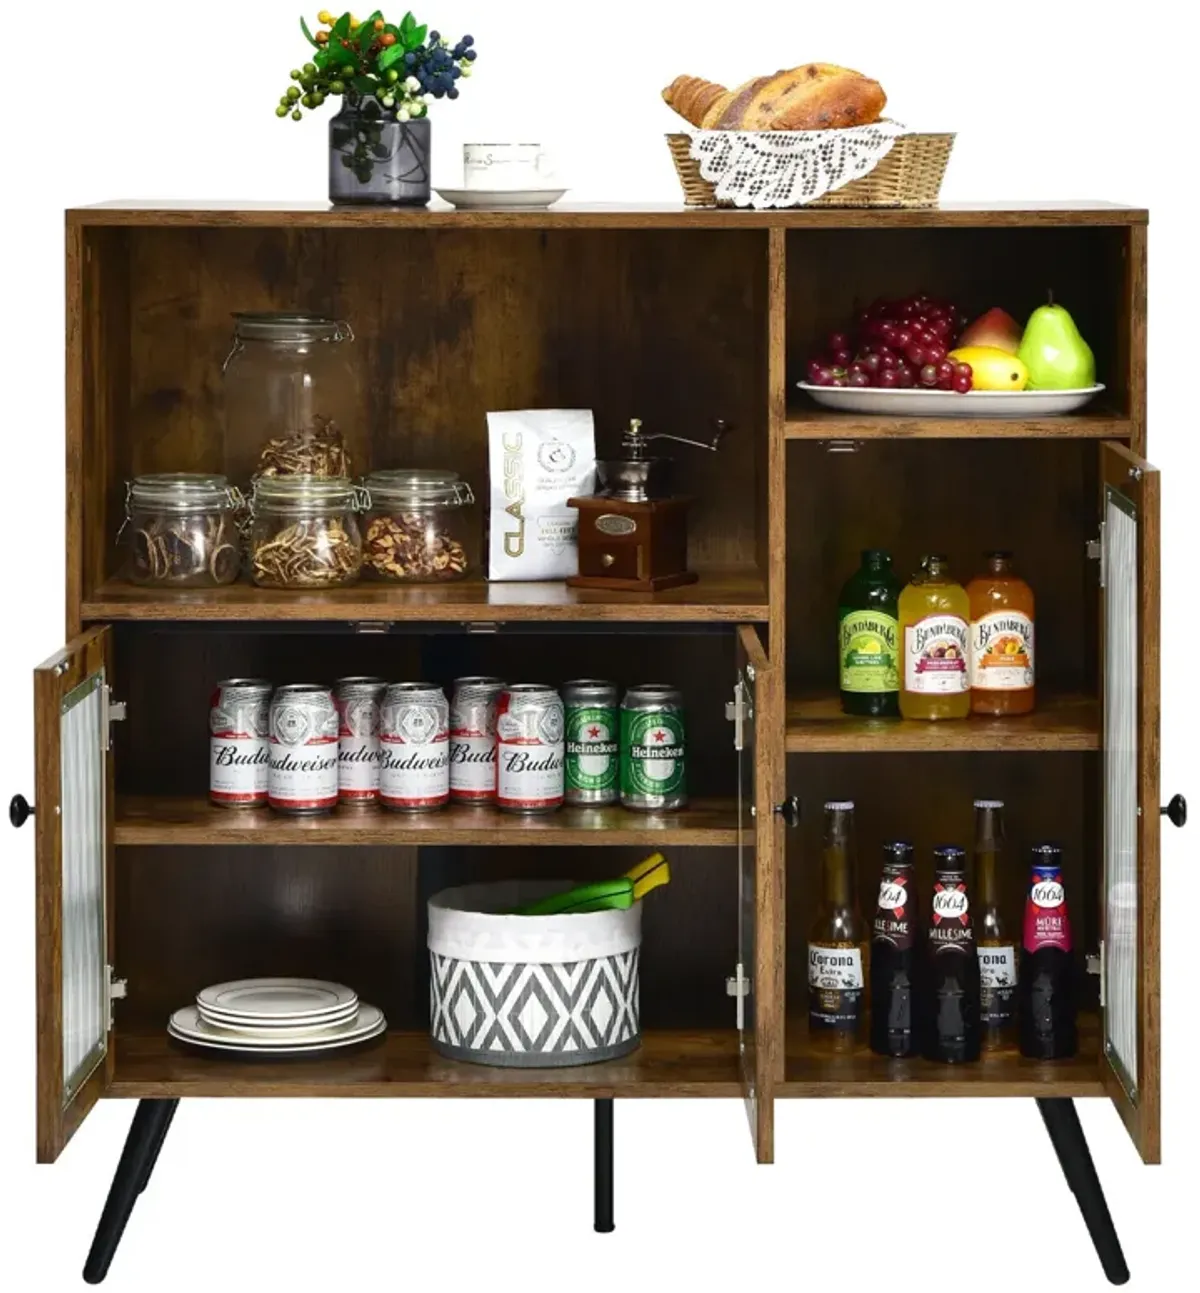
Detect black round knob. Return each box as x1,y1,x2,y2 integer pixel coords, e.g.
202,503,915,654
1161,794,1187,828
9,795,34,829
774,796,801,828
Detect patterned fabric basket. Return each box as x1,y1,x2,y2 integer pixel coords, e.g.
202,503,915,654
428,881,641,1068
667,130,954,209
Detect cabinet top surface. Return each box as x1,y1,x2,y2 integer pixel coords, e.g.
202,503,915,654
68,199,1148,229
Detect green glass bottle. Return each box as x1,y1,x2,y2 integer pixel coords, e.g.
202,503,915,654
838,550,901,717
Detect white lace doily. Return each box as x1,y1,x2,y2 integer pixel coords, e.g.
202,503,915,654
687,121,909,209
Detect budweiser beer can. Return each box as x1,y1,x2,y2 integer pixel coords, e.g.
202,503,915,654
268,685,339,815
209,679,272,808
496,684,565,813
449,676,504,803
379,683,450,811
334,677,386,805
563,679,619,806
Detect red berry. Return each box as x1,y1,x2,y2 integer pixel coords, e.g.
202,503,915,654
919,363,940,387
925,342,947,364
894,328,913,348
936,359,955,381
877,368,899,388
905,343,926,366
831,347,852,367
849,371,871,387
952,373,973,394
828,332,849,352
896,365,915,388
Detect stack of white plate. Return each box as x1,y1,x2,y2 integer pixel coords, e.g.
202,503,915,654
168,978,386,1055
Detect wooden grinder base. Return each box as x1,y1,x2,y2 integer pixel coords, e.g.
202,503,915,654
567,495,698,593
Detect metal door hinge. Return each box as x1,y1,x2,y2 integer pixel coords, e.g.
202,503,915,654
823,439,862,454
726,685,747,751
464,621,500,634
352,621,392,634
107,966,128,1029
726,966,751,1030
1087,522,1106,588
1087,944,1105,1009
102,686,127,752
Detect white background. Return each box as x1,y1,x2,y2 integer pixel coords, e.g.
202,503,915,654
0,2,1194,1289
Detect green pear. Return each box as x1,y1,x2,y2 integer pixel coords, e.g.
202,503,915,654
1017,294,1096,390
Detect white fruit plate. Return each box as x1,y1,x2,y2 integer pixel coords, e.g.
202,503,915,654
796,382,1106,419
434,187,568,210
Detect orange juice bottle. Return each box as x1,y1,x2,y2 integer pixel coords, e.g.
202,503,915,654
968,552,1035,716
899,555,970,720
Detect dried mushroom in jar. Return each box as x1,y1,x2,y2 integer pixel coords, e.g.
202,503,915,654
252,518,362,588
360,468,474,584
256,415,352,479
364,514,468,581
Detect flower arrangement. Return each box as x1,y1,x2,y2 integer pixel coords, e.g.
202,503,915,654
276,9,477,123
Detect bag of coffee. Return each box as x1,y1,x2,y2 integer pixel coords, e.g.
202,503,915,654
487,409,596,581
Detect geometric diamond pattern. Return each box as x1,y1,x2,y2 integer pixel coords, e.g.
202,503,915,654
430,950,640,1067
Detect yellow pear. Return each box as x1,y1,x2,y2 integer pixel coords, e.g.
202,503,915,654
948,346,1029,392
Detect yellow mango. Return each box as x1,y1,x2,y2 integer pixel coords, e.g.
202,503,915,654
948,346,1029,392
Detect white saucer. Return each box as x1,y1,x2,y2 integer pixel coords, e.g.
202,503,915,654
197,1002,360,1035
169,1003,385,1052
435,187,568,210
196,978,358,1023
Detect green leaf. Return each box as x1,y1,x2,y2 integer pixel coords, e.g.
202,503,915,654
412,23,427,46
377,43,406,70
401,11,415,33
332,12,352,37
358,22,375,51
299,15,319,47
314,47,331,68
353,74,378,96
328,40,358,66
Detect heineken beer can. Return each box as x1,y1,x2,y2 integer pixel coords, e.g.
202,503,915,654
563,679,619,806
449,677,504,803
620,684,687,812
210,679,272,808
379,683,450,811
268,685,340,815
334,677,386,805
496,684,565,813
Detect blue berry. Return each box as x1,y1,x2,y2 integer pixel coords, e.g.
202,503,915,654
450,65,461,78
432,85,445,98
404,51,416,65
461,34,473,45
428,30,440,41
452,44,464,58
464,48,477,61
447,86,459,99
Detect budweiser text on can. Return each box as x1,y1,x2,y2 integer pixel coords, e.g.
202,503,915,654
268,685,339,815
379,683,450,811
335,677,386,805
449,676,504,803
210,679,272,808
563,679,619,806
496,684,565,813
620,684,687,811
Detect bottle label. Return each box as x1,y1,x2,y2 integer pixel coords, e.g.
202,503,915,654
904,616,969,694
928,880,974,952
1024,868,1072,952
979,944,1018,1025
872,872,915,949
620,708,686,799
807,945,864,1030
970,611,1035,690
565,705,619,792
839,611,899,694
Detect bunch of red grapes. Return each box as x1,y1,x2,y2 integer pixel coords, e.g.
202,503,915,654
807,294,975,393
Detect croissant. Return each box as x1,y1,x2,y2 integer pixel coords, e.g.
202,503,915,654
663,64,886,132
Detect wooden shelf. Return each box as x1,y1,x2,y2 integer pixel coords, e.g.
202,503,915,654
785,401,1132,441
109,1027,743,1098
114,794,740,847
782,1013,1103,1098
82,572,767,625
786,693,1099,754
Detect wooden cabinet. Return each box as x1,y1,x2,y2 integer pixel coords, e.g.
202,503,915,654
24,200,1168,1280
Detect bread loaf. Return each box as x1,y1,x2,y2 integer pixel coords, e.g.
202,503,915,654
663,63,886,131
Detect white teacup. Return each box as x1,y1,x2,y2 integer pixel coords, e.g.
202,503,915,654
463,143,557,190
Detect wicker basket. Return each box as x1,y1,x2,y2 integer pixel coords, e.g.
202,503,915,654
667,130,954,209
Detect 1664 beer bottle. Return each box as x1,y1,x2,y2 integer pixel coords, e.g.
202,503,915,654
620,684,686,812
923,847,980,1063
379,683,450,812
807,801,867,1050
1018,844,1077,1059
496,684,565,813
449,677,504,803
870,841,918,1057
209,679,271,808
974,798,1018,1050
564,680,619,806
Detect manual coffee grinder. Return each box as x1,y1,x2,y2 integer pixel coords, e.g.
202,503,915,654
567,417,729,592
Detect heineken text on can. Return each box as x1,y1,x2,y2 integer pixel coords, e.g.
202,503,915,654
620,684,687,811
563,679,619,806
268,685,339,815
334,677,386,805
450,676,504,803
210,679,272,808
496,684,565,813
379,683,450,811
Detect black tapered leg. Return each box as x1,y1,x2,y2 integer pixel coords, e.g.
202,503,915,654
1037,1098,1129,1285
594,1098,614,1233
83,1099,179,1285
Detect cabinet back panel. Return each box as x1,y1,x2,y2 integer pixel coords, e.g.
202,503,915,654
112,627,736,798
785,440,1099,695
785,226,1128,412
104,227,768,592
783,752,1098,1016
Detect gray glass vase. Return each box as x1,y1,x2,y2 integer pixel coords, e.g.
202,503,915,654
328,97,431,206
